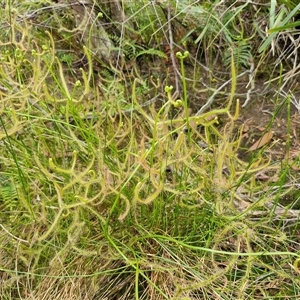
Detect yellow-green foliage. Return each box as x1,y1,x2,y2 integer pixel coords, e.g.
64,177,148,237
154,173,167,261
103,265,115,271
0,24,271,238
2,3,299,299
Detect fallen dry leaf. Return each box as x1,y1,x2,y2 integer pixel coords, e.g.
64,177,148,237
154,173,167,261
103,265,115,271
242,123,249,133
291,164,300,171
258,126,266,132
248,131,273,151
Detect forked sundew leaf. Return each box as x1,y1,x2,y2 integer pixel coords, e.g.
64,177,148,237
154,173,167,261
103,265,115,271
248,131,273,151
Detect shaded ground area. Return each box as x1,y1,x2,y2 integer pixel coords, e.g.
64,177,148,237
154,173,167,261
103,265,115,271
181,67,300,162
237,83,300,159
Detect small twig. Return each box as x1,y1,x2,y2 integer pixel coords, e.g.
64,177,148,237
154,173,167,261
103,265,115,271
195,69,250,115
242,57,255,107
167,3,180,96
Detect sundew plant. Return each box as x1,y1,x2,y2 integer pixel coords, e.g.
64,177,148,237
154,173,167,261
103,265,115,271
0,1,300,299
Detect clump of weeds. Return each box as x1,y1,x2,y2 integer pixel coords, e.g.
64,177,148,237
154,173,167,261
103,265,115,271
0,1,300,300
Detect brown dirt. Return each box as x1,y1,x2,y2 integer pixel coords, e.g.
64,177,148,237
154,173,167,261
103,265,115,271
236,84,300,162
184,74,300,162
